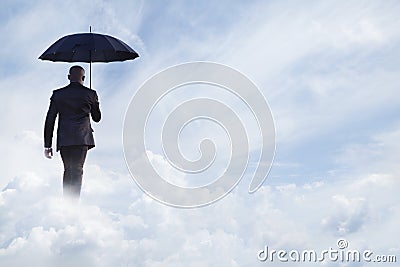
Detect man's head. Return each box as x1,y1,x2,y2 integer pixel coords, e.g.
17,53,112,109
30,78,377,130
68,65,85,84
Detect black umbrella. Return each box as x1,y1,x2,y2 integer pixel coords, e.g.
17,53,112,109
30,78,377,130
39,29,139,88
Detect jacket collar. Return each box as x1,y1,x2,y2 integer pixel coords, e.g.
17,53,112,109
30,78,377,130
69,81,83,85
68,82,86,88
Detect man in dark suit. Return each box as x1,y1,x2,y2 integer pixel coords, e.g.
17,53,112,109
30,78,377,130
44,65,101,198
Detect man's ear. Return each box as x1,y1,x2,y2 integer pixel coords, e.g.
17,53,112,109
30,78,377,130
68,74,71,80
82,76,85,81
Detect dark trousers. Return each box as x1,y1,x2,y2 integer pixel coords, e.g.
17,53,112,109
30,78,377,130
60,146,88,197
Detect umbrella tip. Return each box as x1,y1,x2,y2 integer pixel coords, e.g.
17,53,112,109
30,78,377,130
89,26,92,33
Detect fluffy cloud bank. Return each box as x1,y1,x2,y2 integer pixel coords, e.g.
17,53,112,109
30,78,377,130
1,133,399,266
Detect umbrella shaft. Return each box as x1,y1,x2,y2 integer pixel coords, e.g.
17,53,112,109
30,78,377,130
89,26,92,89
89,50,92,89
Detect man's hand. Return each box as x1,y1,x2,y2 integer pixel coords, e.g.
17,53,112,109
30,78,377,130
44,147,53,159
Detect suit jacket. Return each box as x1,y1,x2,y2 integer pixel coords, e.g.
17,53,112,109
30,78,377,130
44,82,101,151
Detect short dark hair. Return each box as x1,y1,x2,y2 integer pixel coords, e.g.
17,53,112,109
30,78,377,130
69,65,85,73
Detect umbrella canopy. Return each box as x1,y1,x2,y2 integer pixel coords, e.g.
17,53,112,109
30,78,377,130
39,32,139,88
39,33,139,62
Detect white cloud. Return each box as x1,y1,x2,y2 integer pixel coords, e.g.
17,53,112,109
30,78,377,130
1,160,398,266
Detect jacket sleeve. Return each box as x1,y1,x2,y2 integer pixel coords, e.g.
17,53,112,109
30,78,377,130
91,91,101,123
44,93,58,148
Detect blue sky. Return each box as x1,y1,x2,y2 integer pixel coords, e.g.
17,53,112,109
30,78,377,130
0,1,399,266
